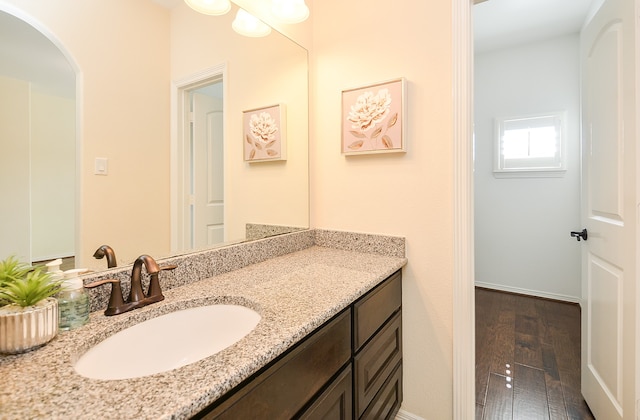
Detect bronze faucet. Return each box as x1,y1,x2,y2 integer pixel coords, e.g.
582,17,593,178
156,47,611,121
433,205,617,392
85,254,177,316
93,245,118,268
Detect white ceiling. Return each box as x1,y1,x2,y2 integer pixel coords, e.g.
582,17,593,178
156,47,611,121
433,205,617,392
474,0,596,53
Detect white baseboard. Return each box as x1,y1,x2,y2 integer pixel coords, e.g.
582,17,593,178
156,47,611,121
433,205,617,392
396,409,425,420
474,281,580,304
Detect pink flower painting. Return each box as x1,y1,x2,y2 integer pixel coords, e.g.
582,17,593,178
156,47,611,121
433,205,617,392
243,104,286,162
342,78,405,154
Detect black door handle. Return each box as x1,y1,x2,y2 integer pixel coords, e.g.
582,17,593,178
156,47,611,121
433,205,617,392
570,228,588,241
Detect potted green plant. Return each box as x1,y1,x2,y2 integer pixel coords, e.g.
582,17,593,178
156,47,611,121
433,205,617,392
0,256,63,354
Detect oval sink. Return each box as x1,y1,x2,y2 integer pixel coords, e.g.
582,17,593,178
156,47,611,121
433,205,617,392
74,304,261,380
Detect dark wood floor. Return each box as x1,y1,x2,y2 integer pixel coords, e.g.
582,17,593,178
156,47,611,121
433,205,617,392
475,288,595,420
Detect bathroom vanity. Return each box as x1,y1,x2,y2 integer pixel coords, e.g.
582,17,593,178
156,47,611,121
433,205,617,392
198,270,402,419
0,229,406,419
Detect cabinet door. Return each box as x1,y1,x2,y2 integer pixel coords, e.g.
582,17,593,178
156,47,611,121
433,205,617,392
353,271,402,351
354,312,402,417
201,310,351,419
360,362,403,420
299,366,352,420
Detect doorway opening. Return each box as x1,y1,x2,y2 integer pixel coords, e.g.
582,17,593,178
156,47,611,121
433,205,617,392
472,0,590,417
173,66,226,253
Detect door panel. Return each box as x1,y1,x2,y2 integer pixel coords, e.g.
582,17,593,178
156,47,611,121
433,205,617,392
192,92,224,248
588,23,623,221
580,0,636,418
587,255,622,408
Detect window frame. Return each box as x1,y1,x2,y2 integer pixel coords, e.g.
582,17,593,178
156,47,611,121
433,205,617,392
493,111,567,178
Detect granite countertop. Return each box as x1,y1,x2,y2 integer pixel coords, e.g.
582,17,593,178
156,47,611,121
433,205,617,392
0,245,406,419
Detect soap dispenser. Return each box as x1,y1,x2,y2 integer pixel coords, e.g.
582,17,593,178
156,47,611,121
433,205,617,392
58,268,90,331
45,258,64,280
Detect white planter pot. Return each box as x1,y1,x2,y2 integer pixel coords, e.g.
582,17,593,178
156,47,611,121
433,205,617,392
0,298,58,354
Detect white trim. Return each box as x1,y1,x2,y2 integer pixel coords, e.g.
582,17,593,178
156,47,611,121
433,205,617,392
453,0,474,419
74,69,84,267
395,408,426,420
170,64,227,254
173,64,227,89
636,0,640,415
493,169,567,178
474,281,581,304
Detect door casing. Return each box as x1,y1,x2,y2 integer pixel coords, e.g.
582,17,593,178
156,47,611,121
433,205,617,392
455,0,640,419
171,63,227,254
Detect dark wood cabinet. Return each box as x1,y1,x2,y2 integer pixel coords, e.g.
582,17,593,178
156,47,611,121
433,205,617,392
199,310,351,420
194,270,402,420
360,363,403,420
354,311,402,417
353,270,402,352
353,271,402,418
299,366,353,420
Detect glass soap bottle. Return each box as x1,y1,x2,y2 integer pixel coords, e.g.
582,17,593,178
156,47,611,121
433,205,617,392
58,268,90,331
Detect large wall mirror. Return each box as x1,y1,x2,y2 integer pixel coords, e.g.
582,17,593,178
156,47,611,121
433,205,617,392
0,0,309,271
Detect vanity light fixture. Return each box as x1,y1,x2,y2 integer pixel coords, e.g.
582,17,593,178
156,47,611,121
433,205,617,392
185,0,307,37
232,9,272,37
184,0,231,16
271,0,309,24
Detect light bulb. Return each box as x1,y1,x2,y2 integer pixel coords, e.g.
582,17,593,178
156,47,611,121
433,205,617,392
232,9,272,38
184,0,231,16
271,0,309,24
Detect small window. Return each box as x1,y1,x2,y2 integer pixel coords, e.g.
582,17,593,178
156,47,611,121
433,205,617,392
494,112,566,177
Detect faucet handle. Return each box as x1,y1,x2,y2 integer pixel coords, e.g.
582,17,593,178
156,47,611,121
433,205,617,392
85,279,125,316
146,264,177,302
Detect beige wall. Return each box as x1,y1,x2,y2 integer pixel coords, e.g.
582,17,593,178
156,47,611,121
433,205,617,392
3,0,172,268
310,0,455,417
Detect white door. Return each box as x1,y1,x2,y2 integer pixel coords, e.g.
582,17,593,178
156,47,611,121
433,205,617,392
580,0,636,418
191,91,224,248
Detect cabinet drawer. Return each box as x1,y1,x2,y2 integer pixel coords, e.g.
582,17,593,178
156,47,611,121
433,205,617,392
354,311,402,417
353,270,402,351
299,365,352,420
201,310,351,419
360,362,402,420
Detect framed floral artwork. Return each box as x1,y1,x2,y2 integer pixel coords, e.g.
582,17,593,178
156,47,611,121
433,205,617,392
243,104,287,162
341,78,406,155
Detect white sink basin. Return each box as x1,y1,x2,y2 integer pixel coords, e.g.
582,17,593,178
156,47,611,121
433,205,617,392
74,304,261,380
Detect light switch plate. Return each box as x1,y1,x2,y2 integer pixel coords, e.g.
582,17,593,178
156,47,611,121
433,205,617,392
95,157,108,175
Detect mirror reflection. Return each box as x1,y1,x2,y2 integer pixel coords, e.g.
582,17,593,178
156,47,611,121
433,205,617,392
0,1,309,271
